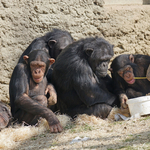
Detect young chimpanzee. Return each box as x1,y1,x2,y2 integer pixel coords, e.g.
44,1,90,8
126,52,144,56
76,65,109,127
9,50,63,133
17,28,73,106
110,54,150,109
0,101,11,130
52,37,120,119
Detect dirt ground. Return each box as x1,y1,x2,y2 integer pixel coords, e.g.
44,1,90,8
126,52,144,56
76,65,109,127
0,112,150,150
0,2,150,150
20,116,150,150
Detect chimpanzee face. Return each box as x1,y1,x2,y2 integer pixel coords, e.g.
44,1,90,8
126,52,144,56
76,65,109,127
117,65,135,84
84,39,114,78
30,60,46,83
111,54,136,85
23,50,55,84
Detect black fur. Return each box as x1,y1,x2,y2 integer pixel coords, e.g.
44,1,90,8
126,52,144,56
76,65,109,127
52,37,119,118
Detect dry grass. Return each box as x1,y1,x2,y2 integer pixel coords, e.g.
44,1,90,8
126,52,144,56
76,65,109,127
0,108,150,150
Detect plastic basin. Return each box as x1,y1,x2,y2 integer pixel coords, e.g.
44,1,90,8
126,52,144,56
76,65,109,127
127,96,150,116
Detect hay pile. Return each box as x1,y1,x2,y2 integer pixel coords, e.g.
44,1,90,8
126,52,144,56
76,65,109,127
0,114,71,150
0,108,150,150
0,107,131,149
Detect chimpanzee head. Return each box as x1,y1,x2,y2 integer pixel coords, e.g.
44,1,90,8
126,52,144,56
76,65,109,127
23,50,55,83
45,28,73,59
84,37,114,78
110,54,136,85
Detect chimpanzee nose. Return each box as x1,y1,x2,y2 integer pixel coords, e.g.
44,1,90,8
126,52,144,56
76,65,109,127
102,62,106,67
125,73,131,78
35,69,40,74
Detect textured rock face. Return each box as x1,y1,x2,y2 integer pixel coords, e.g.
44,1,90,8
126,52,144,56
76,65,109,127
0,1,150,103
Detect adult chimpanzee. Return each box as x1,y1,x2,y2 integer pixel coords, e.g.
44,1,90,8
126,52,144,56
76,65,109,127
0,101,11,130
9,50,63,133
51,37,120,119
18,28,73,63
110,54,150,109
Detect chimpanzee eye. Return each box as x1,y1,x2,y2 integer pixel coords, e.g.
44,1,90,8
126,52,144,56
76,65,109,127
30,64,36,68
126,66,131,71
118,71,123,76
41,64,46,68
2,107,6,111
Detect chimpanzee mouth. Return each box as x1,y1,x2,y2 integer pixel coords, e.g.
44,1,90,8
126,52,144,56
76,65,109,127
95,70,107,78
97,73,107,78
33,76,43,83
126,78,135,84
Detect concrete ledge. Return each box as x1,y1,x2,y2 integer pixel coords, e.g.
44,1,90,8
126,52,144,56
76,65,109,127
104,0,150,5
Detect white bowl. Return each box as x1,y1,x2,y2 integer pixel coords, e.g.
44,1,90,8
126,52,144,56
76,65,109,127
127,96,150,116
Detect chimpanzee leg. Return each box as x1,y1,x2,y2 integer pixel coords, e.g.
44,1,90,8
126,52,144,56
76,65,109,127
14,109,36,125
92,104,112,118
67,104,112,119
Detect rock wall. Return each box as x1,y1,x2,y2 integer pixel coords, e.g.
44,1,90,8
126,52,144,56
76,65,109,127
0,0,150,103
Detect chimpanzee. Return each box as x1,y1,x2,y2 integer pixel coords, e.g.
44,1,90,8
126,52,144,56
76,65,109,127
110,54,150,109
17,28,73,106
51,37,120,119
9,50,63,133
18,28,73,63
18,28,73,84
0,101,11,130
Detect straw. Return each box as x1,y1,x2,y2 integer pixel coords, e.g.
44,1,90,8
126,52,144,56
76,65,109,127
134,77,147,79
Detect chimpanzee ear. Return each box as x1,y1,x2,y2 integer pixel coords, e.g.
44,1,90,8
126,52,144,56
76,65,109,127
48,40,57,49
23,55,29,64
108,68,113,73
49,58,55,66
85,48,93,56
129,54,134,63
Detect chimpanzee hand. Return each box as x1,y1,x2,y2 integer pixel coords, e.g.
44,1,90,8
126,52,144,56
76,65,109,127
45,84,57,106
47,114,63,133
49,123,63,133
119,93,128,109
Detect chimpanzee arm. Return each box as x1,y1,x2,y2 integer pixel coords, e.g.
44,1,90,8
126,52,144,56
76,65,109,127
126,88,143,98
45,83,57,106
16,93,59,125
73,71,116,107
10,64,60,127
111,77,129,108
118,88,143,109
